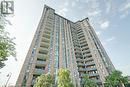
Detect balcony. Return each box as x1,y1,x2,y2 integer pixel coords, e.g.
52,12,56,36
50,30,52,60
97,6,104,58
34,69,45,75
81,46,89,50
77,63,85,66
84,58,93,62
36,60,46,66
37,54,48,60
78,33,84,37
42,33,50,39
76,58,83,62
83,53,92,58
79,36,85,41
79,73,98,77
39,47,48,52
75,54,83,58
80,41,87,45
77,62,95,66
88,73,99,77
45,27,51,31
83,50,91,53
41,37,50,43
78,68,86,71
87,67,97,71
78,67,97,71
44,29,51,35
86,62,95,66
40,42,49,48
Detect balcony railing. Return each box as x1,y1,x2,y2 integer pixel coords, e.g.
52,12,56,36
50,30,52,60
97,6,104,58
34,69,45,75
77,62,95,66
41,37,50,43
37,54,48,60
78,67,97,71
83,53,92,58
79,73,99,77
36,60,46,65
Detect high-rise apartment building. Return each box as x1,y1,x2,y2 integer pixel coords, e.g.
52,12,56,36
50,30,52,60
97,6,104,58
16,5,115,87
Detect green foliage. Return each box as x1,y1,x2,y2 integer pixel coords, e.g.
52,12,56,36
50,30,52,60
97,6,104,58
105,70,129,87
33,74,54,87
57,68,74,87
0,14,16,68
82,74,97,87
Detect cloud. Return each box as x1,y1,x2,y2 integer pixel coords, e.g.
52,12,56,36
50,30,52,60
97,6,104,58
85,0,102,17
57,1,69,17
119,1,130,19
100,20,110,29
58,7,68,17
71,1,76,7
120,2,130,11
87,10,101,17
102,36,116,46
96,31,101,36
105,0,112,13
76,0,79,2
106,36,116,42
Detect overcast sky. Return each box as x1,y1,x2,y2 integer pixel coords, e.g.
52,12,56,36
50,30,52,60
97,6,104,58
0,0,130,86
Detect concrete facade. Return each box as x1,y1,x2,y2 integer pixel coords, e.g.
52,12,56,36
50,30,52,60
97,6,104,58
16,5,115,87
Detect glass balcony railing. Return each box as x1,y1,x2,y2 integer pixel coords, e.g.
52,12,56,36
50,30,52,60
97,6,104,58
40,42,49,48
79,73,98,77
88,73,99,77
44,30,51,35
78,67,97,71
37,54,48,60
84,58,93,61
39,47,48,54
41,38,50,43
77,63,84,66
83,50,91,53
34,69,45,75
76,58,83,61
77,62,95,66
42,33,50,39
83,53,92,58
36,60,46,65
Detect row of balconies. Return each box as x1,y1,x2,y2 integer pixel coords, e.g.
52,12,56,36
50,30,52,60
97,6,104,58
79,37,86,42
37,53,48,60
82,50,91,55
40,42,49,48
76,58,93,62
81,44,88,48
78,67,97,71
34,68,45,75
41,37,50,43
77,32,84,37
79,73,99,78
77,62,95,66
81,46,89,50
77,30,83,34
80,40,87,45
38,48,48,55
83,53,92,58
80,79,101,85
36,60,46,66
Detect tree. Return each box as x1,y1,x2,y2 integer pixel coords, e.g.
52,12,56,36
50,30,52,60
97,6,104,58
57,68,74,87
105,70,129,87
33,74,54,87
0,13,16,68
82,74,97,87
